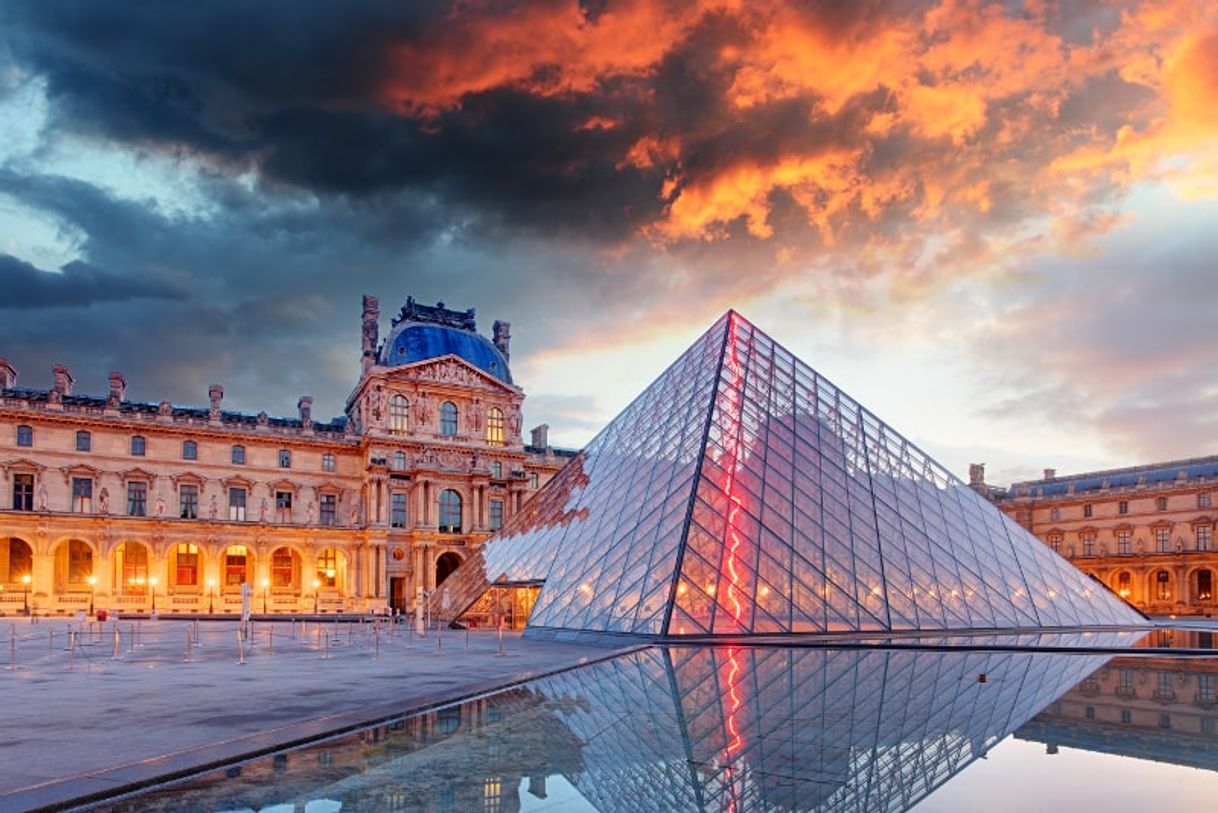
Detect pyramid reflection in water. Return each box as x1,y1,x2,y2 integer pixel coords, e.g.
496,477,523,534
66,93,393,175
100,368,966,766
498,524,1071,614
440,311,1144,636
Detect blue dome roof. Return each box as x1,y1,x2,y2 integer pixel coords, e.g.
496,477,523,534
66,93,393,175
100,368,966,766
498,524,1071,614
380,322,512,384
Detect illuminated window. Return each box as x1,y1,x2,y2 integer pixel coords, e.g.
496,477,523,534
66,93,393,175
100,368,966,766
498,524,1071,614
1116,571,1132,598
318,549,338,588
272,547,295,588
390,492,408,528
486,408,504,445
15,425,32,447
4,537,32,582
67,540,92,586
1198,570,1214,601
440,401,458,436
322,453,335,472
231,445,245,465
179,484,198,519
1158,496,1168,511
1156,570,1172,601
439,489,461,533
75,430,91,452
228,487,247,521
12,474,33,511
1156,527,1171,553
320,493,336,526
489,499,504,531
72,477,93,512
1117,530,1131,556
119,543,148,593
225,545,249,586
175,543,199,586
182,439,197,460
127,481,147,516
390,395,409,434
130,435,146,456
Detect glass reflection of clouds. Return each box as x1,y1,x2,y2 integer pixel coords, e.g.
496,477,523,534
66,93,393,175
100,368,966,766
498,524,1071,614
88,643,1167,813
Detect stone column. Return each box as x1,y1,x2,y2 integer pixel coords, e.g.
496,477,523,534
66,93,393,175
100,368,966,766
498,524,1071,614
352,544,363,599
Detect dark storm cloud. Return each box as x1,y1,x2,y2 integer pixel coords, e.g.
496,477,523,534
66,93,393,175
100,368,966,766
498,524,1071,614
0,253,182,308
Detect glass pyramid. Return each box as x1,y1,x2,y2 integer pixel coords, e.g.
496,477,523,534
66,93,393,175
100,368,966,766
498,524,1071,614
438,311,1146,636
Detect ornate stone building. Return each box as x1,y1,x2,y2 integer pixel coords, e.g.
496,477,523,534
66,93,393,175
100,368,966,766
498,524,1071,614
0,295,573,618
972,457,1218,616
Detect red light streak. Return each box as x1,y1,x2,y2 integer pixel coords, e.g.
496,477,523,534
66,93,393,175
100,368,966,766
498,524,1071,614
720,314,746,629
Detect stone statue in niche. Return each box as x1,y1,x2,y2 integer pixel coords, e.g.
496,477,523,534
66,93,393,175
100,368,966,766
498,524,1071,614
98,487,109,515
260,497,269,522
349,498,360,527
468,399,484,433
1136,537,1145,555
414,395,432,426
37,483,48,511
156,494,166,517
507,404,522,437
209,494,218,520
369,386,385,423
307,501,315,525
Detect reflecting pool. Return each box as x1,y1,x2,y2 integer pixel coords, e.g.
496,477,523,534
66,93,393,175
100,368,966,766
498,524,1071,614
81,642,1218,812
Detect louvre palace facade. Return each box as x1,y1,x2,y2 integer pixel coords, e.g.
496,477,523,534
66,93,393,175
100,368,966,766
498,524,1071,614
0,295,571,618
973,458,1218,617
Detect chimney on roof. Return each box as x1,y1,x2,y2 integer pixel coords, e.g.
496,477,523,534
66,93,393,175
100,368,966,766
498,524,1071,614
209,384,224,421
968,463,986,487
493,320,511,361
362,295,380,373
52,364,74,396
1043,468,1057,480
107,371,127,405
0,358,16,390
298,395,313,426
530,423,549,449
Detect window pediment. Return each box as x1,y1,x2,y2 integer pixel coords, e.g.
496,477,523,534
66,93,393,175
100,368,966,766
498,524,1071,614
221,474,255,490
1,457,45,477
268,478,298,492
170,471,206,487
315,480,344,495
120,467,156,483
1192,515,1215,527
62,463,102,482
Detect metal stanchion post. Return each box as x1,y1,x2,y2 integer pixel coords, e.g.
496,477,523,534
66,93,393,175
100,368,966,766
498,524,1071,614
112,627,121,659
374,623,379,660
128,623,135,654
67,630,75,671
497,617,505,657
323,631,331,660
185,627,193,662
8,625,16,670
237,628,245,666
348,621,353,644
267,625,273,653
465,627,470,652
48,628,53,655
437,625,442,653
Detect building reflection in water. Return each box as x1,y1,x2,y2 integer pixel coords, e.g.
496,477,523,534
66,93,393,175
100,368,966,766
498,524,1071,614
95,644,1175,813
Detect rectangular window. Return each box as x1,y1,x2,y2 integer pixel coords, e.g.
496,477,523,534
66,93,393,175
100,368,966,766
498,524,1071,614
390,492,407,528
278,449,291,468
1156,527,1171,553
529,473,539,489
1082,533,1095,557
1160,714,1172,729
231,445,245,465
179,484,199,519
272,548,294,588
1118,501,1128,515
228,487,247,521
1201,493,1213,509
322,453,335,473
489,499,504,531
1118,668,1133,694
76,431,91,452
1085,706,1095,720
1083,503,1092,518
1200,674,1215,703
15,425,33,447
1157,570,1172,600
320,493,336,526
225,547,248,586
275,490,292,523
176,544,199,586
1158,496,1169,511
72,477,93,512
182,440,197,460
1049,535,1062,554
130,435,146,456
1117,530,1132,555
127,481,147,516
1121,709,1132,725
1158,673,1174,698
1200,526,1214,552
492,461,502,479
12,474,33,511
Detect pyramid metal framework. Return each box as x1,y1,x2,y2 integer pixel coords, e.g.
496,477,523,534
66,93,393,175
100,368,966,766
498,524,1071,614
438,311,1145,636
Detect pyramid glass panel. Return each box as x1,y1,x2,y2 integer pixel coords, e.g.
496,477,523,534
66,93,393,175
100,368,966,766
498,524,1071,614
437,311,1146,637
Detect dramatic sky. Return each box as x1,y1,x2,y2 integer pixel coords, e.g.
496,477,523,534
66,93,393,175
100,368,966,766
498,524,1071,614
1,0,1215,485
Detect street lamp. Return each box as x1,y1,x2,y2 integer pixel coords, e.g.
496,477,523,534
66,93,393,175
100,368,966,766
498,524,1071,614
21,573,31,616
87,574,96,616
208,577,217,614
261,577,269,615
149,576,158,615
312,578,321,614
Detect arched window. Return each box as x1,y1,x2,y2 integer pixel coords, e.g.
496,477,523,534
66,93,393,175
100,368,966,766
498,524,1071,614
3,538,33,584
1155,570,1172,601
436,552,463,585
66,540,92,586
1116,571,1132,598
225,545,250,587
390,395,409,433
486,408,504,445
439,489,462,533
440,401,458,436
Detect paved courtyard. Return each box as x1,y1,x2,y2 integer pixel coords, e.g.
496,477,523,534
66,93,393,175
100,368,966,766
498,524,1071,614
0,617,614,812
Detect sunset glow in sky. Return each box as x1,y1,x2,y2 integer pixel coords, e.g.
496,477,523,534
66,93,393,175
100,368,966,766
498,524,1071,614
1,1,1216,485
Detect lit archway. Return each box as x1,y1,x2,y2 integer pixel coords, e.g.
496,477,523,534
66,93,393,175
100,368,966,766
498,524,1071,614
54,539,94,592
2,537,33,586
271,547,302,593
115,542,150,595
317,548,348,593
223,545,253,590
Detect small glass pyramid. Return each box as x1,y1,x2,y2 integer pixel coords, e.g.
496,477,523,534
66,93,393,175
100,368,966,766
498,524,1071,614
439,311,1146,636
